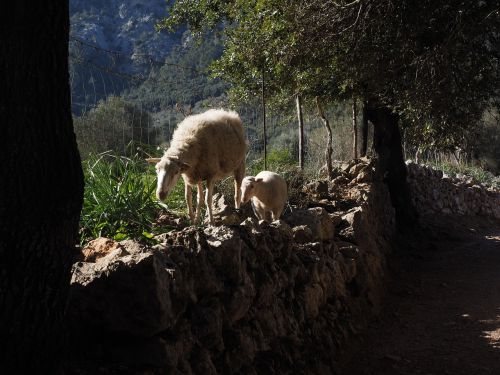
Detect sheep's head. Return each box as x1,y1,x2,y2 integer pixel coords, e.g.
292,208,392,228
146,156,190,201
240,176,263,204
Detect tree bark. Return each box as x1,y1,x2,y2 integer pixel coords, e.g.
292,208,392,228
0,2,84,373
366,103,416,226
296,95,305,169
352,97,358,159
315,97,333,179
360,100,369,157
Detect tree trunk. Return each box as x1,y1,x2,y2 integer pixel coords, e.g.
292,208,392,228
366,103,416,226
296,95,305,170
352,97,358,159
0,3,84,373
360,100,369,157
315,97,333,179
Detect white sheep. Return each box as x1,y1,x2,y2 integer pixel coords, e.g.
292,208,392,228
147,109,247,224
241,171,288,221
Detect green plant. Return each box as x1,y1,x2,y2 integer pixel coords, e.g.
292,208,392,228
74,96,154,158
249,148,297,175
428,160,500,189
80,152,179,245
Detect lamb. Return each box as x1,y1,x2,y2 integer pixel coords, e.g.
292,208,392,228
147,109,247,224
240,171,288,221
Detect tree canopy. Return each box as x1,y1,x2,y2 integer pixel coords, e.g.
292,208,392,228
159,0,500,147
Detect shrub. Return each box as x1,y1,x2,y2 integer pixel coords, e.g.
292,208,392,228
80,152,182,245
74,96,155,158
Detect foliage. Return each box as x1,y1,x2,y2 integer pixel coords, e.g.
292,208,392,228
159,0,500,149
474,105,500,174
427,160,500,189
125,31,228,110
80,152,182,245
74,95,154,157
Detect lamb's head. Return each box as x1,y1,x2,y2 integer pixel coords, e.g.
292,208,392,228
147,156,190,201
240,176,263,204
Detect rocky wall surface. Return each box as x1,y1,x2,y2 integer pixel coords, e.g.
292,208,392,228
67,158,395,374
406,162,500,219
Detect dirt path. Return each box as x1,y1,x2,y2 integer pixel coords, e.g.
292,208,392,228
340,215,500,375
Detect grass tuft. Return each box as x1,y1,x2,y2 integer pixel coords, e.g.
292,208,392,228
80,152,185,245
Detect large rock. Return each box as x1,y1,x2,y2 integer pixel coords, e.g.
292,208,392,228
81,237,124,262
69,250,178,337
285,207,336,241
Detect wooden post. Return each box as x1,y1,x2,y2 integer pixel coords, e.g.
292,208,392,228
361,100,369,157
352,96,358,159
261,68,267,170
315,97,333,179
296,94,305,169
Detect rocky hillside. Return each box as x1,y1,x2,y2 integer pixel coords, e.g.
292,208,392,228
66,158,396,374
69,0,183,113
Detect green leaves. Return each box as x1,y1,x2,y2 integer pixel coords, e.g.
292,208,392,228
160,0,500,151
79,152,182,245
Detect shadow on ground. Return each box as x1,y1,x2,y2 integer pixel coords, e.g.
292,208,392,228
340,215,500,375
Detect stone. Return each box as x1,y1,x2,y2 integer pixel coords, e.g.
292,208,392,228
205,226,243,284
270,219,293,238
348,163,366,178
211,193,249,225
293,225,314,244
305,180,329,197
337,241,360,259
69,250,177,337
332,175,350,186
81,237,124,262
119,239,145,254
354,167,374,183
285,207,335,242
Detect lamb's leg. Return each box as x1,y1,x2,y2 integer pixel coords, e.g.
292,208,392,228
233,162,245,209
195,181,204,223
271,208,282,222
185,183,195,223
205,179,215,225
251,199,266,221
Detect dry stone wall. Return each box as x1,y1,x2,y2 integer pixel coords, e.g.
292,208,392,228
406,162,500,219
67,158,395,374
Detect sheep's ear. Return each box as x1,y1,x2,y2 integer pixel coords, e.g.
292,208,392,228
146,158,161,164
255,177,264,183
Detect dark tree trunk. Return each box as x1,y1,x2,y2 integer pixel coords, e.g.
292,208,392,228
366,103,416,226
296,95,305,169
0,2,84,373
360,100,369,157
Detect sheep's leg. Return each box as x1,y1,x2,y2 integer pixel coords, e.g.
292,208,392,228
233,162,245,209
195,181,204,223
205,179,215,225
251,199,266,221
250,200,261,220
185,183,195,223
271,207,283,221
